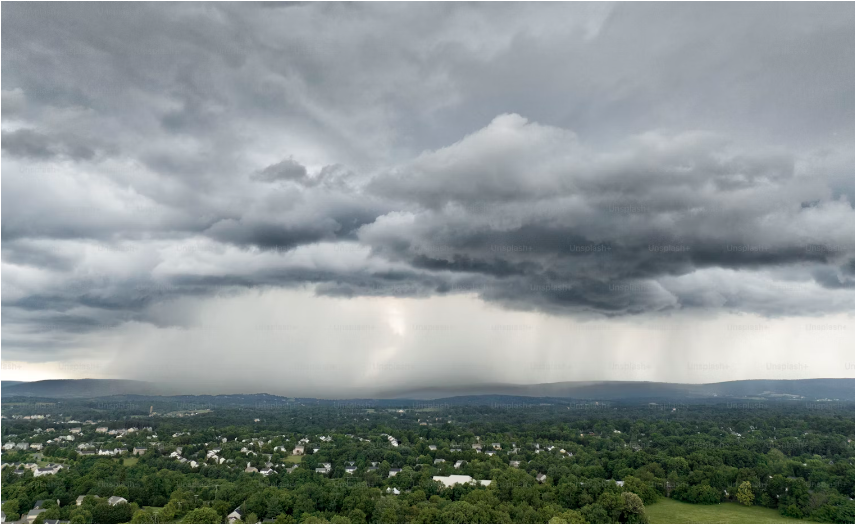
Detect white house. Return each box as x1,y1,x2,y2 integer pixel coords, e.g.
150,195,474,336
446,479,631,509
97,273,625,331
432,475,491,487
227,508,243,524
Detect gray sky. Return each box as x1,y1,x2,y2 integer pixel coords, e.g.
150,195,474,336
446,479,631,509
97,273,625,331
2,3,854,396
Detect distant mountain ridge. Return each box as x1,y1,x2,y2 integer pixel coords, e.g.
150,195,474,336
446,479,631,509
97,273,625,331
1,379,158,398
2,378,853,401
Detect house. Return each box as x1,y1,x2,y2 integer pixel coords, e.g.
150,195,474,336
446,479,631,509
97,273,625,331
536,473,547,483
292,445,305,455
27,507,49,523
509,461,521,468
76,495,98,506
285,465,299,474
386,487,401,495
344,464,358,474
389,468,402,477
96,427,109,433
70,428,82,434
245,462,258,473
428,445,437,451
485,451,497,456
16,442,29,450
3,442,15,450
454,460,465,469
34,465,62,477
108,496,128,506
227,508,243,524
316,463,332,474
30,443,43,451
434,458,445,464
133,447,147,455
615,480,625,487
260,468,277,476
492,443,501,450
432,475,492,487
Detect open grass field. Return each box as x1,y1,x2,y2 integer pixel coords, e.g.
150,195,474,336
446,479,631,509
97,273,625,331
646,498,814,524
122,457,139,467
284,455,303,464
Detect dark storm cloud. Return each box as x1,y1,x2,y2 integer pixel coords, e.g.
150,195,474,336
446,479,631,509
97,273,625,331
2,2,854,363
252,158,309,184
1,129,97,160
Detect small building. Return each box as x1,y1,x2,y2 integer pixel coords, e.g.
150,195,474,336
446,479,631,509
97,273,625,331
108,496,128,506
432,475,491,487
389,468,402,477
227,508,243,524
76,495,98,506
292,445,305,456
27,507,49,523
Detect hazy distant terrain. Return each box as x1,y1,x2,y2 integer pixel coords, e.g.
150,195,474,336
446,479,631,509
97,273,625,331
4,378,853,401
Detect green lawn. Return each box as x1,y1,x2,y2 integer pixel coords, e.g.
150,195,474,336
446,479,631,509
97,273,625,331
646,498,814,524
122,457,139,467
284,455,303,464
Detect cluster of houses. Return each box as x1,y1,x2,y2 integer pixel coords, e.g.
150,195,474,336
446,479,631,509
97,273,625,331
168,447,200,468
0,462,65,478
1,496,132,525
2,442,40,451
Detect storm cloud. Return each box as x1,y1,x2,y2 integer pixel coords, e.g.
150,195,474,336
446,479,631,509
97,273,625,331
2,3,854,391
